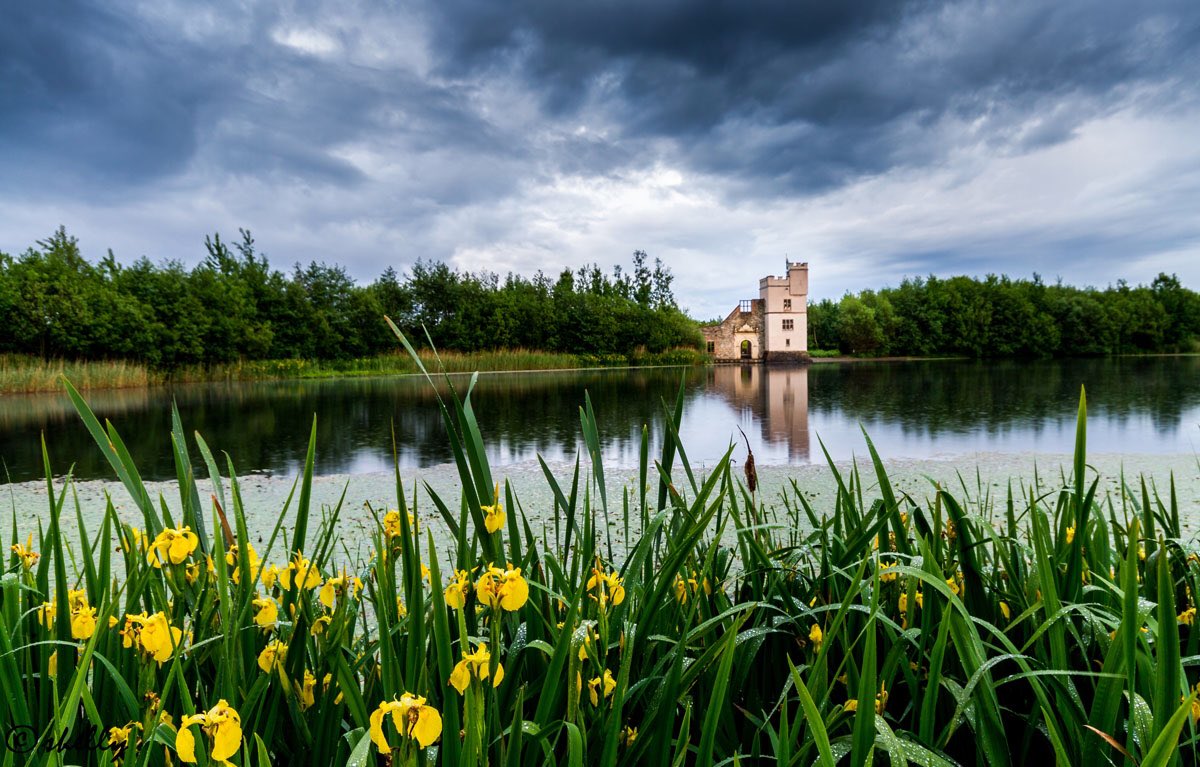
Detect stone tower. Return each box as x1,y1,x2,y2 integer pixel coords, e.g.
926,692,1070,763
759,261,808,361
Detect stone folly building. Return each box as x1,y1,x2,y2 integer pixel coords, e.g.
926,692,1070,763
702,262,810,363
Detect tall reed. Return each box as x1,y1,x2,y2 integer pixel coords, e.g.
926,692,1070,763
0,354,157,393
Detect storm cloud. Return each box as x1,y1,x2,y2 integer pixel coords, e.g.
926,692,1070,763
2,0,1199,315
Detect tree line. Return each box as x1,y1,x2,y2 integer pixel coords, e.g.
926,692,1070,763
0,228,702,368
4,227,1198,367
808,273,1200,357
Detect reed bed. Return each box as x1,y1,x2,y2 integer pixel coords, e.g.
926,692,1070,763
0,355,158,393
0,348,709,393
172,348,708,383
3,329,1199,766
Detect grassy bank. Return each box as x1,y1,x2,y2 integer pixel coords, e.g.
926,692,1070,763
0,348,710,393
4,334,1200,764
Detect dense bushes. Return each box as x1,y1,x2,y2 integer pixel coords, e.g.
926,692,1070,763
809,273,1200,357
0,229,702,368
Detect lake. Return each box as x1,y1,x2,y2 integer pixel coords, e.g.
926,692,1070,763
1,357,1198,484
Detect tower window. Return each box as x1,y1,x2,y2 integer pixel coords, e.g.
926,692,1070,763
706,341,715,353
782,319,794,331
783,299,792,311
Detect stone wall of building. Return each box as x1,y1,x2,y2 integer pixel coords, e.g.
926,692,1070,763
762,350,812,365
701,299,764,361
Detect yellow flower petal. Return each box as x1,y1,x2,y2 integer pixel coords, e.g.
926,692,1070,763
499,569,529,611
176,725,197,763
411,706,443,748
369,705,392,752
319,580,336,610
210,718,242,762
449,660,470,695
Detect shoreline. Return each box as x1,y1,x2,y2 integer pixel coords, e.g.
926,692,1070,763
0,350,710,395
5,351,1198,395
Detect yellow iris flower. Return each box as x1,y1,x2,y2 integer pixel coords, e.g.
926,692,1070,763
845,685,888,715
70,604,97,640
176,699,242,764
444,569,471,609
383,509,418,539
587,669,617,706
316,570,362,608
586,561,626,609
319,574,347,609
809,623,824,649
10,535,39,569
312,615,332,636
146,526,199,568
482,484,506,534
261,564,280,590
122,612,184,663
383,509,402,538
449,642,504,694
257,640,288,674
252,596,278,629
369,693,443,751
475,564,529,612
280,552,322,591
674,574,699,603
900,589,924,614
299,670,316,710
38,600,56,627
107,721,140,760
878,561,898,583
226,543,261,584
946,576,962,597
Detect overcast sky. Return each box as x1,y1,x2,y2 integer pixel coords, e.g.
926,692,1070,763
3,1,1199,317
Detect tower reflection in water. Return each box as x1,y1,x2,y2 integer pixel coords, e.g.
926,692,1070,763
705,365,810,462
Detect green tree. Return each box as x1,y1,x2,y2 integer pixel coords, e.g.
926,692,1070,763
837,295,883,354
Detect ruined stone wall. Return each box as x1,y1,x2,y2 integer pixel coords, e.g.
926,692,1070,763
701,300,765,361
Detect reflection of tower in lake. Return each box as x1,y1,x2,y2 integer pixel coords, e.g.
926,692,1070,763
707,365,810,462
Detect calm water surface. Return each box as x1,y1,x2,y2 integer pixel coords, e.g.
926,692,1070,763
1,358,1198,483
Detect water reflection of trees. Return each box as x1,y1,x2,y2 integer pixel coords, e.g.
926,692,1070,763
0,370,704,482
805,358,1200,437
2,358,1197,483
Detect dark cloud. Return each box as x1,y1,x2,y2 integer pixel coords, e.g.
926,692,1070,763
426,0,1200,192
0,1,220,188
6,0,1197,200
1,0,1199,315
0,0,516,200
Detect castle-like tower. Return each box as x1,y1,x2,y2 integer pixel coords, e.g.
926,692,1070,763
759,261,808,357
701,261,809,363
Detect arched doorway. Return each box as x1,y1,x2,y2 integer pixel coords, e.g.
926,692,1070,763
740,340,752,360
